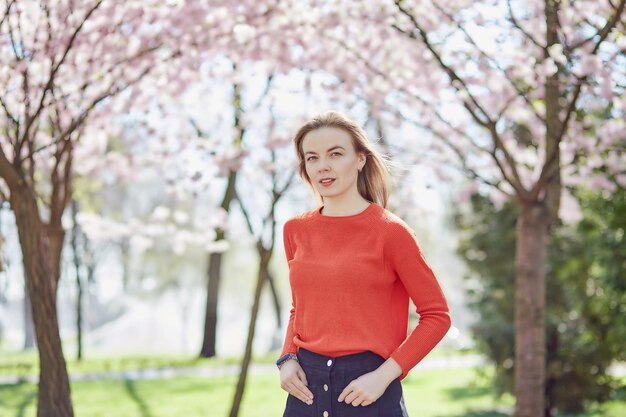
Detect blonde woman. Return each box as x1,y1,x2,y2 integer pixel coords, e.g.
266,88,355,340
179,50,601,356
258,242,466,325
277,111,451,417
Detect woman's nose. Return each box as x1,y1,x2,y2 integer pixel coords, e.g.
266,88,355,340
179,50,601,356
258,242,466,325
317,158,331,171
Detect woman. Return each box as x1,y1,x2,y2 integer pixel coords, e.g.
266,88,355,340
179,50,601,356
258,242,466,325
277,111,451,417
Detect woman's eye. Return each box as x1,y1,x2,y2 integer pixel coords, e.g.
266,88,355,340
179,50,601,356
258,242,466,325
306,153,340,161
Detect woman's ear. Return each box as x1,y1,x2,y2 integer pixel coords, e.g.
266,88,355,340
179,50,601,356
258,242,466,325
359,153,367,171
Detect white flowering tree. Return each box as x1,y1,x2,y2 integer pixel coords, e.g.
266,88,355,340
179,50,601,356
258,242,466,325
0,0,274,415
289,1,625,415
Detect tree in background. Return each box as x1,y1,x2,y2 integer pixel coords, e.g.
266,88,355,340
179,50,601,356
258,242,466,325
2,1,624,416
0,1,254,415
452,186,625,416
297,2,626,415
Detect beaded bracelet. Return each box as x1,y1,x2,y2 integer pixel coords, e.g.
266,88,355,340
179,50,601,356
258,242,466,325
276,353,299,369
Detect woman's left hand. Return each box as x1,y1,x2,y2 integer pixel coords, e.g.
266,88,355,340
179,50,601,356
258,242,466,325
337,370,390,407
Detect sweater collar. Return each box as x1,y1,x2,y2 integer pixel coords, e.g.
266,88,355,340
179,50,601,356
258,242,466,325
314,202,378,220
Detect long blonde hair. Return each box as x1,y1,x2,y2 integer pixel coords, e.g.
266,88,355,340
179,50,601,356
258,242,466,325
292,110,393,208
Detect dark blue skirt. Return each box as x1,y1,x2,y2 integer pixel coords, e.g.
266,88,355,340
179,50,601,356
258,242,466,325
282,348,409,417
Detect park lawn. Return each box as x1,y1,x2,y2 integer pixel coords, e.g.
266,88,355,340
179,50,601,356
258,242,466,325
0,366,624,417
0,346,479,378
0,351,249,378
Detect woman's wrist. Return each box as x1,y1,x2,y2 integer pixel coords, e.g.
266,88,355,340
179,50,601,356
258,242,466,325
277,358,297,370
375,357,403,385
276,353,299,370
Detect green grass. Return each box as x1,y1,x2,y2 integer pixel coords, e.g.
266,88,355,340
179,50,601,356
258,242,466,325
0,366,623,417
0,347,475,378
0,351,277,378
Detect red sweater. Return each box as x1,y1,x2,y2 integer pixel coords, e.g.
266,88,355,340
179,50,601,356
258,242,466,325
280,202,452,380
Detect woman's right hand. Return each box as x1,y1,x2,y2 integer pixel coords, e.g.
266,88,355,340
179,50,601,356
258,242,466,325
279,360,314,405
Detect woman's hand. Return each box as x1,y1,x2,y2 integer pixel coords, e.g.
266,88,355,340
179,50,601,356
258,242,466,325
279,360,315,405
337,370,390,406
338,358,402,407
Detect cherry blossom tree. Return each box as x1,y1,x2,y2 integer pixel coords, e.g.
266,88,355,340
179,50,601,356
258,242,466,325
3,2,622,417
286,1,625,415
0,1,281,415
226,100,298,417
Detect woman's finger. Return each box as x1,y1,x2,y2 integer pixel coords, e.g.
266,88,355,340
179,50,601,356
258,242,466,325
298,368,308,387
287,380,314,404
294,378,314,402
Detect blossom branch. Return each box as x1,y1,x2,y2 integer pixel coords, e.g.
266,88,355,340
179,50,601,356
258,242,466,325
392,0,528,196
570,0,625,50
21,0,104,146
431,2,546,125
506,0,545,50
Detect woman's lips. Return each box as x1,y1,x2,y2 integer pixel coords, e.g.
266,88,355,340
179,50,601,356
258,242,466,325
319,179,335,187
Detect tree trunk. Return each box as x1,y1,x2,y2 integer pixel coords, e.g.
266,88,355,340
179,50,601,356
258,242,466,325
228,246,272,417
545,326,559,417
514,201,548,417
266,272,284,351
544,0,562,224
266,272,281,328
11,185,73,417
71,199,83,361
23,291,36,349
200,239,224,358
200,72,242,357
120,237,131,291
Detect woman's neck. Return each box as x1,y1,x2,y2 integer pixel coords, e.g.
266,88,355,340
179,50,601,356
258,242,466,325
320,197,371,216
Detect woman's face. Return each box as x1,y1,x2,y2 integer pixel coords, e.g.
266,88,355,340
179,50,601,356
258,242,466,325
301,127,365,201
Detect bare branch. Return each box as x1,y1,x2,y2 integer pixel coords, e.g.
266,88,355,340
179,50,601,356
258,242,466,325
570,0,626,50
189,117,210,140
506,0,545,49
18,139,59,163
5,1,21,60
0,1,16,29
495,92,524,121
532,0,626,198
235,185,255,238
237,157,294,248
0,142,20,190
276,167,297,198
390,23,492,127
268,107,297,198
16,54,31,162
397,110,513,196
61,65,155,142
391,7,491,123
391,1,528,197
0,96,19,143
51,43,161,108
251,71,275,111
43,0,54,71
558,77,585,143
21,0,105,144
431,2,546,124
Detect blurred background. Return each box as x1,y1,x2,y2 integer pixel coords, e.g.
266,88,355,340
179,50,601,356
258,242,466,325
0,1,624,417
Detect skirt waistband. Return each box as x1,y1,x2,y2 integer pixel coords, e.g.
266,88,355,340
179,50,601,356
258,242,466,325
296,348,385,371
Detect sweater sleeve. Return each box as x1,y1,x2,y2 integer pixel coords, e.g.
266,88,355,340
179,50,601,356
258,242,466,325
386,222,452,380
280,220,298,356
